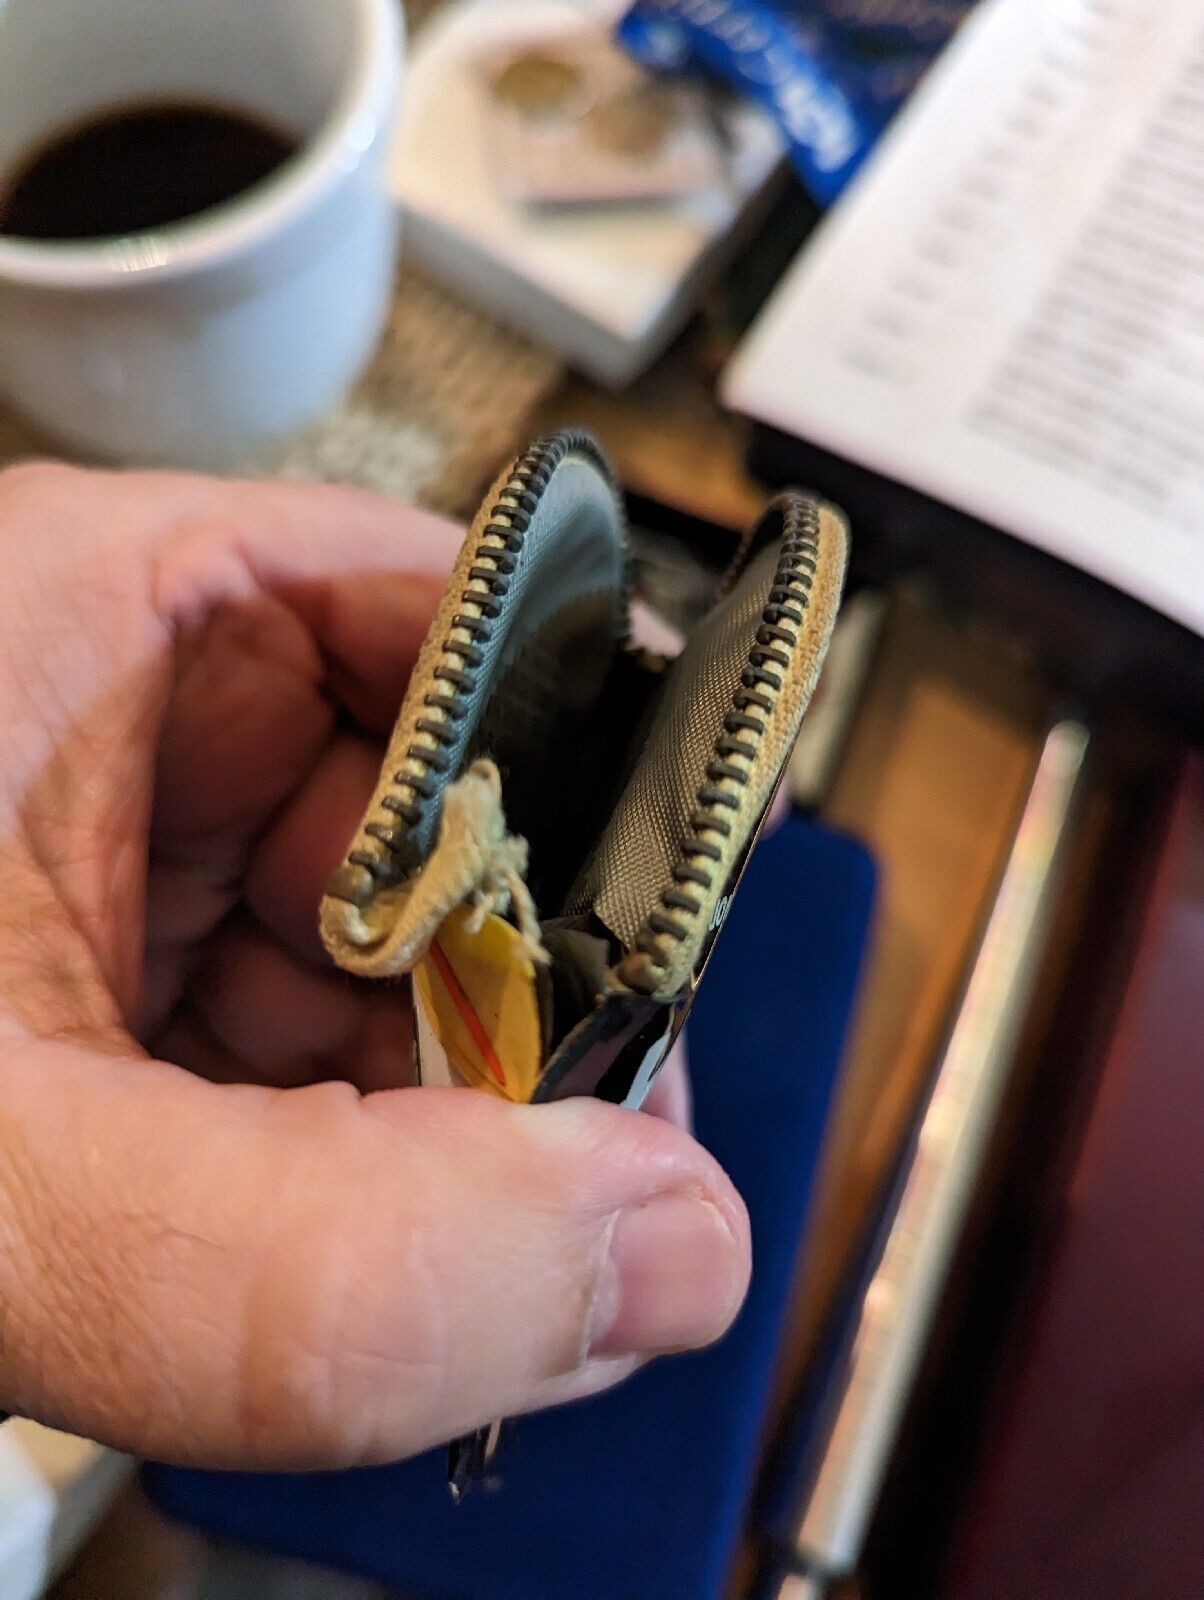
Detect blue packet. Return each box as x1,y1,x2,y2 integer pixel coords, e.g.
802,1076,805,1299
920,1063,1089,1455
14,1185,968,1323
618,0,977,203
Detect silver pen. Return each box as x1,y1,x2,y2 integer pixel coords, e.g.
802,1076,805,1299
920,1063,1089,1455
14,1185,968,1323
760,719,1090,1597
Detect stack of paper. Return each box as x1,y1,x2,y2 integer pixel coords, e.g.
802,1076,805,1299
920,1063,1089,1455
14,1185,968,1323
725,0,1204,636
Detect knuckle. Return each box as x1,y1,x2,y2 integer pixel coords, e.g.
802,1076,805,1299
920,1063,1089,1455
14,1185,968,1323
239,1210,446,1468
235,1092,449,1467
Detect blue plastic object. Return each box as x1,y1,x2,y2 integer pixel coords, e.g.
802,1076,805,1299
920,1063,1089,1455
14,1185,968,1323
618,1,979,203
146,813,876,1600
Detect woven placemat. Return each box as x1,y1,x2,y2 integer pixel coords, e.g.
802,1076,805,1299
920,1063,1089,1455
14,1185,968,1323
0,267,562,519
254,269,561,516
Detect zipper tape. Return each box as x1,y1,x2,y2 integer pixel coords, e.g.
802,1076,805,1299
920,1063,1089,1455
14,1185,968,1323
322,429,630,920
617,492,848,1000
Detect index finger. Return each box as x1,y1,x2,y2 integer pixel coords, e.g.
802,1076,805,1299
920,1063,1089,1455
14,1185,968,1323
150,474,463,833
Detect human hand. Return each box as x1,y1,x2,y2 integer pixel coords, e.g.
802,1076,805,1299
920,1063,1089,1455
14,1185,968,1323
0,463,749,1469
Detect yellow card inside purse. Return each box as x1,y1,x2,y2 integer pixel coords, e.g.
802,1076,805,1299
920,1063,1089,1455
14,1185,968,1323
411,905,544,1102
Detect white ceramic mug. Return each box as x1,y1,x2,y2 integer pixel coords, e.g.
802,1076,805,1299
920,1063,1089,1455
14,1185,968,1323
0,0,401,469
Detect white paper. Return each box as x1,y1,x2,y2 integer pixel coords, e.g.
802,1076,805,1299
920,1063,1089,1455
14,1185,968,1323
724,0,1204,637
0,1430,53,1600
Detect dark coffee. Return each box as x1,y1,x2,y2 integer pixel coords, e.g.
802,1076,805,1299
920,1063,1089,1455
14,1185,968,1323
0,101,299,242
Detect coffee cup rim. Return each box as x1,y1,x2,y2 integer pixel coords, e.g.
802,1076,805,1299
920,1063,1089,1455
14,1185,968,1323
0,0,401,290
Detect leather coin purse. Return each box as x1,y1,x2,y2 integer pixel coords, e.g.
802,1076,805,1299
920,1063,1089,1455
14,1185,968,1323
321,429,848,1113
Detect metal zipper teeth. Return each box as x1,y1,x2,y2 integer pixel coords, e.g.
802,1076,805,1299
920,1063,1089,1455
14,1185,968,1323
342,429,630,901
619,494,823,996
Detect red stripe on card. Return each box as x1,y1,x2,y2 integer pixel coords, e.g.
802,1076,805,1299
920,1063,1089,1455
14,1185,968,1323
428,938,507,1089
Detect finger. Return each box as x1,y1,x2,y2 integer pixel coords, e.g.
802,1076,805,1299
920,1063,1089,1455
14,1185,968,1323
152,1007,268,1087
245,731,384,964
0,464,458,843
310,568,451,736
149,476,460,849
154,474,459,712
0,464,460,1011
152,568,449,848
187,919,366,1082
173,916,414,1092
138,488,452,1009
0,1046,749,1469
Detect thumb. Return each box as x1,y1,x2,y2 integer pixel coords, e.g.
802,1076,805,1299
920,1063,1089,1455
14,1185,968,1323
0,1045,749,1468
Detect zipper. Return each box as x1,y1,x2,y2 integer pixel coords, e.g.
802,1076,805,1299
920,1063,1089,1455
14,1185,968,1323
335,429,630,905
617,493,824,997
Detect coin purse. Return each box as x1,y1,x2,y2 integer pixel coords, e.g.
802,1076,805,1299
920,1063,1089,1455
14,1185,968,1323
320,430,848,1111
